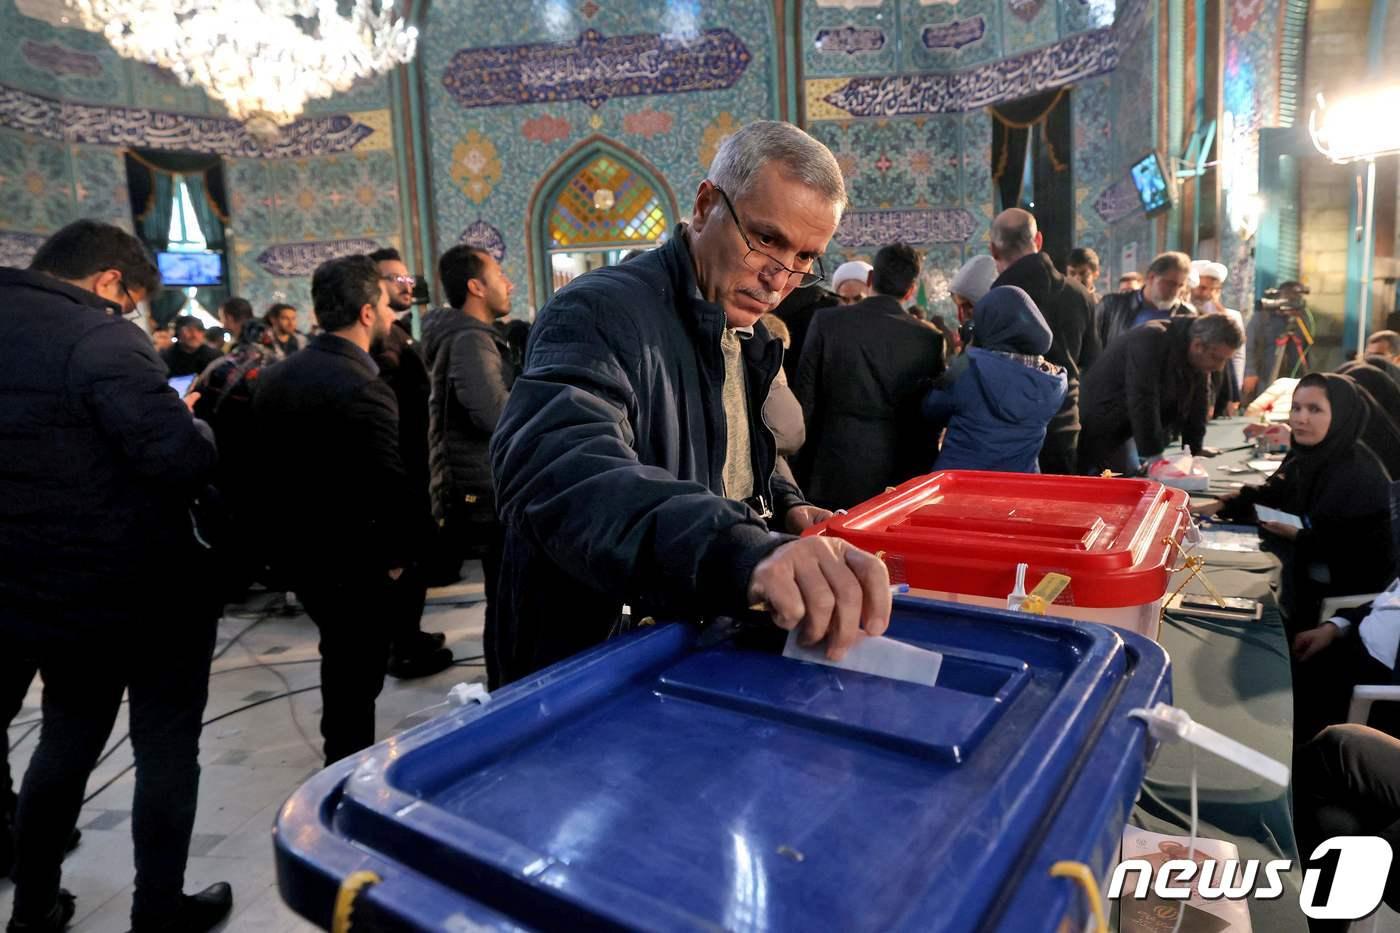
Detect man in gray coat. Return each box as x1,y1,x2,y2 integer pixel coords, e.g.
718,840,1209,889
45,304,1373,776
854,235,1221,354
423,245,517,687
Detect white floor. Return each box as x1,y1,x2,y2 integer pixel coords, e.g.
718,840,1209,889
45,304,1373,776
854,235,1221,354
1,566,489,932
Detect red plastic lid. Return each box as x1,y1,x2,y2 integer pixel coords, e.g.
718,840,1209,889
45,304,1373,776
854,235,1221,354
805,471,1193,608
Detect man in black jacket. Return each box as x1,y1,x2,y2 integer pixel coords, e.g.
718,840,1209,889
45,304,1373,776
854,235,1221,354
0,220,230,933
490,121,891,684
1094,251,1195,349
252,255,412,764
423,245,517,688
160,314,221,377
794,242,945,510
1079,315,1242,475
989,209,1100,474
370,247,451,680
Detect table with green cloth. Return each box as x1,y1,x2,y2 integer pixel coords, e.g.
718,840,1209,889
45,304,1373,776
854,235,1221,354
1121,417,1308,931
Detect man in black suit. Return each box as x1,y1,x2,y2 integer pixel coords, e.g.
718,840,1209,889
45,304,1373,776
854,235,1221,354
989,209,1101,475
253,254,413,764
794,242,945,510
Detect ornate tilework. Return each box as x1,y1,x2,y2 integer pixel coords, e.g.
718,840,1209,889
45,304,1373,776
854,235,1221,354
440,28,752,110
922,18,988,51
835,209,981,246
0,84,383,159
460,219,507,261
20,40,102,77
255,238,382,276
814,26,886,55
622,108,675,139
450,130,503,204
522,115,573,143
0,127,72,234
0,230,43,267
1093,177,1141,224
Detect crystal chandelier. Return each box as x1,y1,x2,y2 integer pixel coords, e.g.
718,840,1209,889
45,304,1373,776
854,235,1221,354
64,0,418,138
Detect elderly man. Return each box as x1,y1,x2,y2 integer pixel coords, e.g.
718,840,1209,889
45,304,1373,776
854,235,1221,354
490,121,892,684
830,259,873,305
949,255,997,335
988,209,1100,474
1190,259,1246,415
1095,251,1196,348
1079,314,1244,475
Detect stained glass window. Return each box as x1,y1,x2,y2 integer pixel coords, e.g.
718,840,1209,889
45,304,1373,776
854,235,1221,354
547,155,667,248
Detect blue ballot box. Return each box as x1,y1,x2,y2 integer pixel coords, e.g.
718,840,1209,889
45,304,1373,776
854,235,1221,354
274,597,1170,932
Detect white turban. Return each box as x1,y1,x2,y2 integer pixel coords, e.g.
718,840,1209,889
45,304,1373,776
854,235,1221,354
1190,259,1228,284
831,260,873,290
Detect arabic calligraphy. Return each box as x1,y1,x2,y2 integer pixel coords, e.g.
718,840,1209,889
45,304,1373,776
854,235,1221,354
921,17,987,51
0,83,378,159
21,40,104,77
1093,177,1142,224
814,26,886,56
441,28,750,110
816,27,1118,118
255,239,381,277
0,231,45,269
459,220,506,262
835,209,980,247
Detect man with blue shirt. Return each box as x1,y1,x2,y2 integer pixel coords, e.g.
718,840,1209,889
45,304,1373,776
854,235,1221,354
1094,251,1196,349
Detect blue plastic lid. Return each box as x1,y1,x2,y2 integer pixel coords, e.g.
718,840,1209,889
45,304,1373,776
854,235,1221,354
276,598,1169,932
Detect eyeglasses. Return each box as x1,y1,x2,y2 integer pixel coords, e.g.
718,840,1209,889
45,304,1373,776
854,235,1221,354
382,274,415,287
712,186,825,288
118,280,140,316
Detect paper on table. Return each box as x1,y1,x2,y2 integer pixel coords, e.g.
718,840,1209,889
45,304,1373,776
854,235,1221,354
1254,505,1303,529
1246,459,1282,475
782,629,943,687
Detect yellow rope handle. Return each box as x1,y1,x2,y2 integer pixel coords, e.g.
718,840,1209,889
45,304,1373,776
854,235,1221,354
1049,860,1109,933
332,870,382,933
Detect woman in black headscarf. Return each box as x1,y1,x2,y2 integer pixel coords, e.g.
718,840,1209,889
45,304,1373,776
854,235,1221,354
1334,361,1400,478
1198,372,1394,632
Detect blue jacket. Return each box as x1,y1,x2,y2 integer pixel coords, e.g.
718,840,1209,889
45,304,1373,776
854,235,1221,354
489,228,805,682
924,348,1067,472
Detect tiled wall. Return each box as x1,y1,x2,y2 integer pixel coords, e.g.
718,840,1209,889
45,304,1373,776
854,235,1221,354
0,0,405,315
422,0,779,311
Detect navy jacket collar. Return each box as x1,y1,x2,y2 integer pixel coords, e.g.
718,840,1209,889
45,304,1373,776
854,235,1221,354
0,267,121,315
310,332,379,377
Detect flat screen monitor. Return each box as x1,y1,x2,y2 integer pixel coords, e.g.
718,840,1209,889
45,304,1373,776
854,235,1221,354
157,251,224,287
1129,152,1172,216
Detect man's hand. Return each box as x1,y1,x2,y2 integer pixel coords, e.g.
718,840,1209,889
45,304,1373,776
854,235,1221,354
1189,490,1237,517
1292,622,1340,661
183,391,201,413
785,505,833,534
747,536,891,661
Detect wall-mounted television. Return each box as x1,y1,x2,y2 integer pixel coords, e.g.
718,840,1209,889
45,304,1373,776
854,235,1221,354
1129,152,1173,216
157,251,224,287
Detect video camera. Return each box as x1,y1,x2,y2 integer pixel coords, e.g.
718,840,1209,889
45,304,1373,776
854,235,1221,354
1255,280,1309,317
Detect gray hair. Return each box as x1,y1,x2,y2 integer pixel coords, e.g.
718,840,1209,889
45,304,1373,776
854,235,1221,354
1190,312,1244,349
1147,251,1192,277
706,120,847,215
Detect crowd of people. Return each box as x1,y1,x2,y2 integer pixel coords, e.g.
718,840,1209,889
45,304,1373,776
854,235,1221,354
3,117,1400,930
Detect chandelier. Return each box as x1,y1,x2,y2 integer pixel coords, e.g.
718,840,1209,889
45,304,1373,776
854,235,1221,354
64,0,418,139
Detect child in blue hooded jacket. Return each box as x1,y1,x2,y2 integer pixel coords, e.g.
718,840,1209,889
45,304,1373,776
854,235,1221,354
923,285,1068,472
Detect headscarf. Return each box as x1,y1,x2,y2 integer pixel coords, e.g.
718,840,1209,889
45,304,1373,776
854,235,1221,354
1334,362,1400,477
1282,372,1372,508
1337,360,1400,421
970,285,1053,356
1363,354,1400,389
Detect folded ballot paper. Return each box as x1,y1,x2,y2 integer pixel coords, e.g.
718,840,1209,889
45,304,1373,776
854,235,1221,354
1254,505,1303,529
783,628,943,687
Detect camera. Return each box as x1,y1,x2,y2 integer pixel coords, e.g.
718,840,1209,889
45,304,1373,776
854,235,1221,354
1256,280,1309,316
